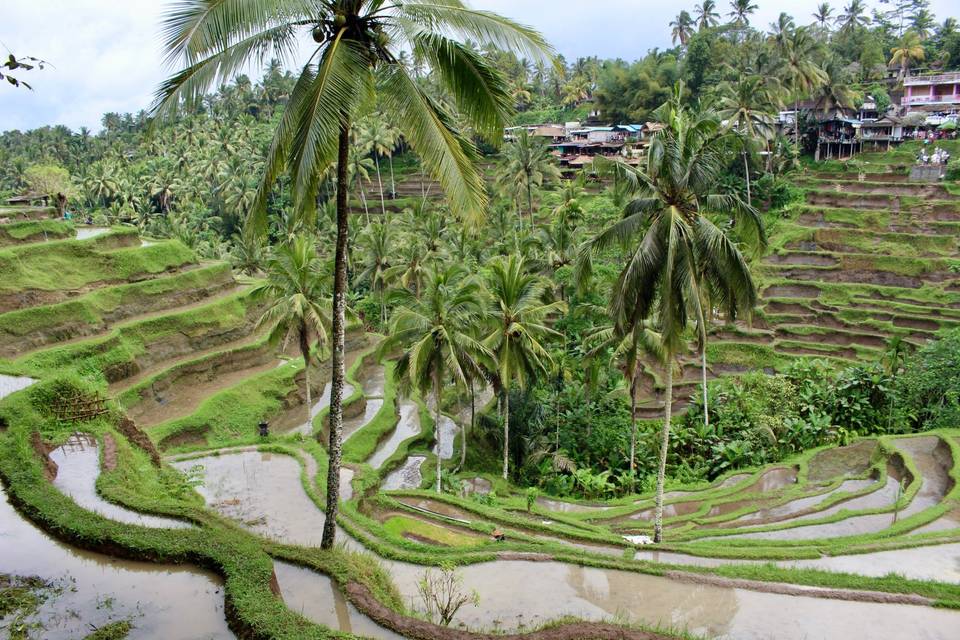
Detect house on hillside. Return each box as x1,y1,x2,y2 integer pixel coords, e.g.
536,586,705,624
903,71,960,111
5,194,52,207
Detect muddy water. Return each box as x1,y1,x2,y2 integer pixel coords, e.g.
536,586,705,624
74,226,110,240
288,380,356,436
382,559,960,638
382,455,425,490
719,478,877,527
0,485,232,639
50,435,190,529
178,452,960,639
537,497,612,514
783,543,960,584
0,373,36,400
361,364,386,398
368,401,421,469
273,561,402,639
343,398,384,442
173,451,326,547
340,467,355,502
434,413,458,460
893,436,953,519
395,497,474,523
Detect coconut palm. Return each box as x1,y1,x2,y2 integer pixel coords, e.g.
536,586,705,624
890,31,925,81
910,9,935,40
695,0,721,31
251,236,332,433
356,221,394,325
578,86,763,542
381,263,490,493
586,321,663,476
836,0,869,34
154,0,553,549
483,255,565,479
717,75,778,206
358,115,398,215
497,130,561,228
812,3,834,30
728,0,758,27
811,57,858,113
782,27,828,150
670,11,695,46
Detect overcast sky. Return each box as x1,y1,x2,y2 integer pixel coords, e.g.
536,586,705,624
1,0,956,133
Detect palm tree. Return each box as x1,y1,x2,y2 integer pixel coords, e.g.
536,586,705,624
586,322,662,476
358,115,398,215
251,236,332,432
910,9,935,40
728,0,758,27
782,27,828,150
382,263,489,493
579,86,763,542
812,3,834,30
357,221,394,326
812,57,857,114
890,31,925,81
717,75,778,206
154,0,553,550
483,255,565,479
497,130,561,227
836,0,869,34
695,0,721,31
670,11,695,46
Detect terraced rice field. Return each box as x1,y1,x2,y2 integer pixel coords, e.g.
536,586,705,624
1,173,960,640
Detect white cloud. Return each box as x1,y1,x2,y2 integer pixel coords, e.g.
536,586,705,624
2,0,957,132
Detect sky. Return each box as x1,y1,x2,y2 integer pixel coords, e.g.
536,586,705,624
1,0,956,133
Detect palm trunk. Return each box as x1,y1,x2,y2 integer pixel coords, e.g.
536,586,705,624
389,155,396,198
526,172,534,228
701,347,709,429
359,184,370,225
794,97,800,152
502,391,510,480
743,151,752,206
375,155,386,217
300,325,312,431
459,380,472,473
434,369,443,494
321,120,351,550
629,368,638,475
653,361,674,544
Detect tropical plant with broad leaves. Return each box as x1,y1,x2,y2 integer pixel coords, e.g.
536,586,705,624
578,84,764,542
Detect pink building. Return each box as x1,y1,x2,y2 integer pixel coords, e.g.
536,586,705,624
903,71,960,107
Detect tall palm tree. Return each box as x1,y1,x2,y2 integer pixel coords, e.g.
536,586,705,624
782,27,827,150
670,11,695,46
695,0,721,31
836,0,869,34
483,255,565,479
890,31,925,81
358,115,398,215
356,221,394,325
251,236,332,431
586,322,662,476
497,130,561,227
154,0,553,550
812,3,834,30
717,75,778,206
910,9,935,40
728,0,758,27
382,263,489,493
579,86,763,542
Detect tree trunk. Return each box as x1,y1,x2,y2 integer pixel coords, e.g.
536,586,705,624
321,120,351,550
701,345,709,429
629,368,638,475
434,369,443,494
459,380,472,473
743,151,752,206
359,184,370,226
502,391,510,480
300,325,312,431
375,155,386,217
526,172,534,228
389,155,396,198
794,98,800,151
653,361,674,544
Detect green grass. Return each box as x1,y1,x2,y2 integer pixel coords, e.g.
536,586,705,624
381,514,484,547
0,219,74,246
343,359,397,464
0,233,195,296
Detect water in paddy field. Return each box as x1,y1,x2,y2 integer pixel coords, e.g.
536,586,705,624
0,485,233,639
74,227,110,240
342,398,384,442
172,450,960,639
289,380,355,436
367,401,420,469
50,434,190,530
273,561,403,639
381,455,426,490
0,374,36,400
433,413,458,460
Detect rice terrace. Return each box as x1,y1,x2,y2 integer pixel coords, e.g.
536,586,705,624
2,1,960,639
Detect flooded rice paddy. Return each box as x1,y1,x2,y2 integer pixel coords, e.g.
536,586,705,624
382,455,426,490
0,373,36,400
368,401,421,469
0,485,231,639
